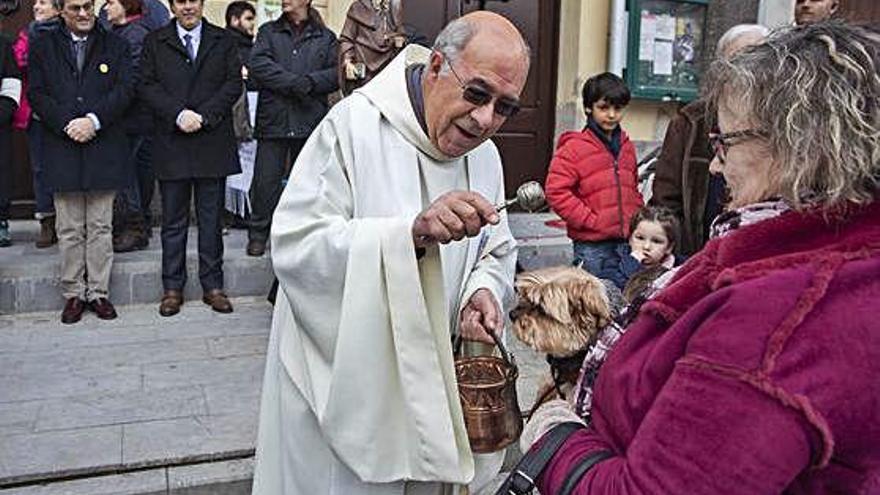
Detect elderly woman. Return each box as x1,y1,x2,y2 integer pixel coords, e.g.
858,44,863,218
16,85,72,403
519,22,880,494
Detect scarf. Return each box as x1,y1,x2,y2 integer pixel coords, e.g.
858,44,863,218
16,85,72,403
572,199,791,421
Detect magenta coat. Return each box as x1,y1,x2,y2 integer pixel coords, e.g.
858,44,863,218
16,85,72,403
11,28,29,130
538,199,880,494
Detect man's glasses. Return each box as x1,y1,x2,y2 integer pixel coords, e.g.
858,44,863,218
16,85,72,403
709,129,766,164
445,59,521,118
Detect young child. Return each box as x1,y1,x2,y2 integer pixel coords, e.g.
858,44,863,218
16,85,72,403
592,205,679,291
545,72,643,277
618,206,680,300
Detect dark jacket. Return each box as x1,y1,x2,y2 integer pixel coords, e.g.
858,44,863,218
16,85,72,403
0,35,20,127
227,27,253,68
98,0,170,32
545,126,644,242
650,100,715,256
113,18,151,134
112,18,149,67
227,26,254,92
1,35,21,198
249,11,338,139
139,21,242,180
27,25,134,192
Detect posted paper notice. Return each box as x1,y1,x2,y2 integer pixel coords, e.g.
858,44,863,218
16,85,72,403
639,12,656,61
653,41,673,76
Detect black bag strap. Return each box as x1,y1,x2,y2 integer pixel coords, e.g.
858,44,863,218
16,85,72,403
558,449,613,495
494,422,584,495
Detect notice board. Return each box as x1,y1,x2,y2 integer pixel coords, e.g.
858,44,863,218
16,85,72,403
626,0,709,102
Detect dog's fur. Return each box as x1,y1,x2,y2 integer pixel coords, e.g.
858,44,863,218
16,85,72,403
511,266,612,358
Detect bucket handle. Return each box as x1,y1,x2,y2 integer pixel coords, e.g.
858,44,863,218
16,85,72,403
453,329,517,371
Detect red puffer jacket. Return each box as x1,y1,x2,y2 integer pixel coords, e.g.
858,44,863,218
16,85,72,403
545,128,643,242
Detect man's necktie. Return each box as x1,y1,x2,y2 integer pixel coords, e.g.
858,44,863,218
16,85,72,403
74,39,86,73
183,34,195,62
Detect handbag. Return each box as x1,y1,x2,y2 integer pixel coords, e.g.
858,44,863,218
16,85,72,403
231,84,252,141
494,422,612,495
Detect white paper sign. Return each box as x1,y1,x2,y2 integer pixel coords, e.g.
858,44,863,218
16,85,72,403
653,41,674,76
656,14,676,41
639,12,657,61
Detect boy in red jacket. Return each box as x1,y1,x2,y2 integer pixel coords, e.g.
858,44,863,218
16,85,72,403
545,72,643,276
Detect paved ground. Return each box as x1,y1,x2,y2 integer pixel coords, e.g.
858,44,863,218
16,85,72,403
0,299,271,492
0,213,563,493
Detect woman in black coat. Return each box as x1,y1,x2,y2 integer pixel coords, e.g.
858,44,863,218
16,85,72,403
106,0,155,252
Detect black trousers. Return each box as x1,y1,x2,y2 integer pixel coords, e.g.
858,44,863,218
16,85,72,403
160,178,225,292
248,137,306,243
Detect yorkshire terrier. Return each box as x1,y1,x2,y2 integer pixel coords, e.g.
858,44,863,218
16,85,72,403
510,266,616,412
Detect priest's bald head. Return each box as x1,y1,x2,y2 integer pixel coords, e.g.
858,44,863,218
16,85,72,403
422,12,531,157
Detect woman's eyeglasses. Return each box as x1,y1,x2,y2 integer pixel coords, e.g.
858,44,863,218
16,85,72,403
708,129,767,164
445,60,521,118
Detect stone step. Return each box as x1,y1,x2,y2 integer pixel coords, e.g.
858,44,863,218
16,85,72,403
0,224,272,315
0,214,570,316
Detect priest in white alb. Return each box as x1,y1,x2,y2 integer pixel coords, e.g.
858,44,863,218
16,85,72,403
252,11,531,495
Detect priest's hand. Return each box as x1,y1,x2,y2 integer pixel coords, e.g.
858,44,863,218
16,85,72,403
412,191,499,249
459,288,501,345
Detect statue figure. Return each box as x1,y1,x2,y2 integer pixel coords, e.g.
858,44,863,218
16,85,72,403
338,0,408,95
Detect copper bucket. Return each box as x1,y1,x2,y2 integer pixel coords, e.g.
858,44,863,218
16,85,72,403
454,332,523,453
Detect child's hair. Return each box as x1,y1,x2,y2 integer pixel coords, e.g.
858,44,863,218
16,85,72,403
628,206,680,252
582,72,631,110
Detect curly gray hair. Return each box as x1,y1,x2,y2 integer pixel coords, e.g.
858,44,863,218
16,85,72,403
704,21,880,209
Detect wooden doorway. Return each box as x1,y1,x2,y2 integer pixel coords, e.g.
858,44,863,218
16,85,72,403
2,0,37,218
406,0,561,196
839,0,880,24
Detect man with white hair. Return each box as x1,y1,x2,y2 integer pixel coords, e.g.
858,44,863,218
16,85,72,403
252,11,530,495
651,24,769,256
795,0,839,25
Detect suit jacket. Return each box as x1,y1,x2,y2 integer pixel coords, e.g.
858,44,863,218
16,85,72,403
27,25,133,193
139,20,242,180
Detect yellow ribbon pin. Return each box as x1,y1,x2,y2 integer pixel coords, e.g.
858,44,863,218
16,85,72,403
99,63,109,74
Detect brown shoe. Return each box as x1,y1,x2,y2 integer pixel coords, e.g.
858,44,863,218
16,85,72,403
35,216,58,249
88,298,118,320
246,239,266,257
159,290,183,317
203,289,233,313
61,297,86,324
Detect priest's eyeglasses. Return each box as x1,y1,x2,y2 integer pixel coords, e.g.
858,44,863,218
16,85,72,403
445,59,522,118
709,129,767,164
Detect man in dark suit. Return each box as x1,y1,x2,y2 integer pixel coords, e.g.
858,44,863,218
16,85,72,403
139,0,242,316
28,0,134,324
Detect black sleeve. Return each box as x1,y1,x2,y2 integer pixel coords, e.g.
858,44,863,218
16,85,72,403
92,38,135,127
138,33,186,125
0,40,21,123
305,32,339,96
195,35,243,130
248,26,300,94
27,36,78,134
